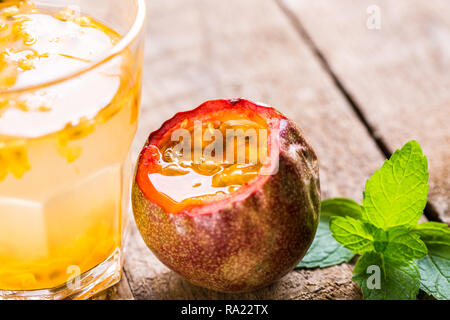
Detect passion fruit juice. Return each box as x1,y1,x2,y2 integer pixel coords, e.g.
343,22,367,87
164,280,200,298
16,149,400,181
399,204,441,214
0,1,140,291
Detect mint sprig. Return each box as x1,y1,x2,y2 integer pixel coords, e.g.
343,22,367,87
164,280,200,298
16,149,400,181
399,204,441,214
298,140,450,300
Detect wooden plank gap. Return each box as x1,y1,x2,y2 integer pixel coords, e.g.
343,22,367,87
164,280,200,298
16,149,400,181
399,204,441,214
120,268,136,300
274,0,443,223
275,0,391,158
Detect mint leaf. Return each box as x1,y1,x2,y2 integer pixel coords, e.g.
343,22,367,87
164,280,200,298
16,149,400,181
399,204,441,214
362,140,429,229
417,253,450,300
297,199,361,269
374,227,427,262
414,222,450,259
330,216,374,254
353,252,420,300
414,222,450,300
297,216,355,268
320,198,362,219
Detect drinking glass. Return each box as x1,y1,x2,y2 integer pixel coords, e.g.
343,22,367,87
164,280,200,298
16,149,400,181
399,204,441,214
0,0,146,299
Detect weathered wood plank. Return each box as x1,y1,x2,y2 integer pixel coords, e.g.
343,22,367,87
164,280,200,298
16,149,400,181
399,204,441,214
123,0,387,299
280,0,450,222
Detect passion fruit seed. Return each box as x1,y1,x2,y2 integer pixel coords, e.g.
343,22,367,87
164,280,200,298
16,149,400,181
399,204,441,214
56,118,95,163
0,61,18,89
1,6,20,19
0,140,31,181
74,16,91,27
18,1,37,13
195,160,220,175
160,163,190,176
211,164,259,187
55,7,78,21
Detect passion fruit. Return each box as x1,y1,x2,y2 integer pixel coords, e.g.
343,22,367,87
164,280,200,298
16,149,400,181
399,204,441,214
132,98,320,292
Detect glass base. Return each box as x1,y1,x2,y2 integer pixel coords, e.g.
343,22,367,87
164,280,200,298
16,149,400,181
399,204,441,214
0,248,122,300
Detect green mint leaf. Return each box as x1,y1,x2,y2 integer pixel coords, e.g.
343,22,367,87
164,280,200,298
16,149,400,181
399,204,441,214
374,227,427,262
414,222,450,259
362,140,429,229
297,199,361,269
330,216,374,254
417,253,450,300
297,216,355,268
353,252,420,300
413,222,450,300
320,198,362,219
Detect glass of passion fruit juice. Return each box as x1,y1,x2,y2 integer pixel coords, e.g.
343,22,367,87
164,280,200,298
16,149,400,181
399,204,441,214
0,0,145,299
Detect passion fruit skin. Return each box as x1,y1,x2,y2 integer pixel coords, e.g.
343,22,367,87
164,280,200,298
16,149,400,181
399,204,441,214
132,99,320,293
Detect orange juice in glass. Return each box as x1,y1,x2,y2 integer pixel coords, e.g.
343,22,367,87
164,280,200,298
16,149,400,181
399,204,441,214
0,0,145,299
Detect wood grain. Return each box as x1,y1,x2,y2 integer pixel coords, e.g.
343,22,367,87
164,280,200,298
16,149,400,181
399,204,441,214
280,0,450,223
117,0,388,300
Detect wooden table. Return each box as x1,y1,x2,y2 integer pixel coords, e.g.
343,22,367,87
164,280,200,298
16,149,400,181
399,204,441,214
95,0,450,300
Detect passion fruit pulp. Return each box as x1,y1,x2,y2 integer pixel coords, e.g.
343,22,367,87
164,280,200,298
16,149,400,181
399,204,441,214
133,98,320,292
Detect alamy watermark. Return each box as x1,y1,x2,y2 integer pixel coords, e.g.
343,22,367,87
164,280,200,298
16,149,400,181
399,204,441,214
367,5,381,30
366,265,381,289
66,265,81,290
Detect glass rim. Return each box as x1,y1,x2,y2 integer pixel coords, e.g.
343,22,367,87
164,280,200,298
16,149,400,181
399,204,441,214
0,0,146,95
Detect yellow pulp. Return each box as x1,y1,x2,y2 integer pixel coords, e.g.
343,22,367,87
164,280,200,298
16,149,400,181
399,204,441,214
0,1,140,290
148,119,267,212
